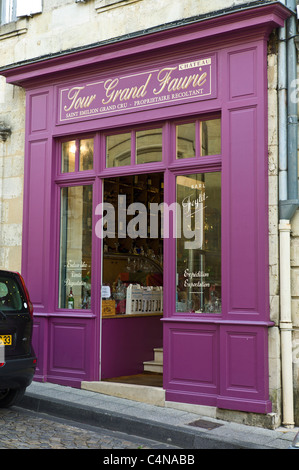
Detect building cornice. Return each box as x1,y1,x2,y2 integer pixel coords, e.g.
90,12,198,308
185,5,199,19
0,1,292,87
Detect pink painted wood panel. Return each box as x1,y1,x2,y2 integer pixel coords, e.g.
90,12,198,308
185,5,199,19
47,317,96,386
25,140,48,308
101,316,163,379
165,324,218,394
29,92,49,133
229,48,257,100
218,324,271,413
228,106,259,311
221,42,269,322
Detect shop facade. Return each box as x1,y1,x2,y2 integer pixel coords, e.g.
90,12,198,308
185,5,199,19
1,2,291,415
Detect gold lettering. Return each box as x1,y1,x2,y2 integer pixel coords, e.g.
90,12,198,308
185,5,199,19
153,67,208,94
168,75,197,92
64,86,96,112
103,78,119,105
153,67,177,95
102,74,152,105
137,74,152,98
194,72,207,87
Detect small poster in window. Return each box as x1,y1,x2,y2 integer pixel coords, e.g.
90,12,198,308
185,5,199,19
101,285,111,299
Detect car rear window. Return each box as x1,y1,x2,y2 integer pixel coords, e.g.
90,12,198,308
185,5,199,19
0,274,27,313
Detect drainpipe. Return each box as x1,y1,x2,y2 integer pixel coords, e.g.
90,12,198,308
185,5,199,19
279,219,294,427
278,0,298,428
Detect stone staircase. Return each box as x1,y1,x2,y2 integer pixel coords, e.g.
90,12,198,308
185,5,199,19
143,347,163,373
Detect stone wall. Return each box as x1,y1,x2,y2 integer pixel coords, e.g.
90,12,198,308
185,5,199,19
267,37,281,421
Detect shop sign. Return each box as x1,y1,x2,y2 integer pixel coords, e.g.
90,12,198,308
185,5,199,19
58,54,216,123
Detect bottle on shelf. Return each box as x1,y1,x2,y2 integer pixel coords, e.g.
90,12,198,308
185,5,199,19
68,288,75,309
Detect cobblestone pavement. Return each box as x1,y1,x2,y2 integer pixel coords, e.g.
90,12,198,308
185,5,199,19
0,407,178,449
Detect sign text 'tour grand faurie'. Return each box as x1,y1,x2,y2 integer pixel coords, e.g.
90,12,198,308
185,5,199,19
59,55,215,122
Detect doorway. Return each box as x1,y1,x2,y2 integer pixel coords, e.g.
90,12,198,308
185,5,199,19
100,172,164,388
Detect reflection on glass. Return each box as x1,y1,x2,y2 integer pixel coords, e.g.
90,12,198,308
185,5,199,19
176,122,196,159
79,139,94,171
59,185,92,309
136,128,162,164
106,133,131,167
176,172,221,314
62,141,76,173
200,119,221,156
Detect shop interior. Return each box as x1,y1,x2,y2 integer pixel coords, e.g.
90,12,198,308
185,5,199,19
101,173,164,387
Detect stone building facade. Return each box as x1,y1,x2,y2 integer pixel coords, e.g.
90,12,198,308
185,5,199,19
0,0,299,428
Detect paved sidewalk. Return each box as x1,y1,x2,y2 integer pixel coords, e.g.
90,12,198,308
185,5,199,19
19,381,298,450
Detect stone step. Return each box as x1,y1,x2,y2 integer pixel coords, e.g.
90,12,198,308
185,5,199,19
81,381,165,406
143,360,163,373
153,347,163,363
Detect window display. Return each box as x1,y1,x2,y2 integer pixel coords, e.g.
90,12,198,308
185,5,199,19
176,172,221,313
102,173,163,316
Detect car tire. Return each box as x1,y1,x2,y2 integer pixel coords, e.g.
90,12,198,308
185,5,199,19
0,387,26,408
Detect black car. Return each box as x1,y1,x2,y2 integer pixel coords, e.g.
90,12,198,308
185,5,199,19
0,270,36,407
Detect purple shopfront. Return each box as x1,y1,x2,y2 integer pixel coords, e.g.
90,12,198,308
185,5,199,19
1,3,291,413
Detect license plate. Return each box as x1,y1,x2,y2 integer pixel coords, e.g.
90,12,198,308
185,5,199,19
0,335,12,346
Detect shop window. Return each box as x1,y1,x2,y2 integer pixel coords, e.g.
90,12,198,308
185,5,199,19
106,132,131,167
176,122,196,159
79,138,94,171
62,140,76,173
59,185,93,310
136,128,162,164
176,172,221,314
176,118,221,159
106,127,163,167
61,138,94,173
200,119,221,156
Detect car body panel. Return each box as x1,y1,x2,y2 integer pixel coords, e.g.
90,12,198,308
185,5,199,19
0,270,36,394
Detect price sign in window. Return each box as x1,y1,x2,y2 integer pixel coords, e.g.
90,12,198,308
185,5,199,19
176,172,221,314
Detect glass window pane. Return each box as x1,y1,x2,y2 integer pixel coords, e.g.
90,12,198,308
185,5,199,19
176,122,196,159
106,133,131,167
176,172,221,314
200,119,221,156
79,138,94,171
59,185,92,309
61,140,76,173
136,128,162,164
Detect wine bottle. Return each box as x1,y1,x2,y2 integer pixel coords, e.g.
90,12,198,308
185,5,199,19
68,288,74,309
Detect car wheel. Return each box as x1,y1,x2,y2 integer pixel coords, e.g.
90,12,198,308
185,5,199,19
0,387,26,408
